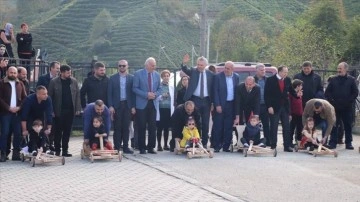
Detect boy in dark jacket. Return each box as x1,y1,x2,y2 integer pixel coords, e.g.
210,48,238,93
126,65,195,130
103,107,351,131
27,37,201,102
28,120,54,156
240,115,266,147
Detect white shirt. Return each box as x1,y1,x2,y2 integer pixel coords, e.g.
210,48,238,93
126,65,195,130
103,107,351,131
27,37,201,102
193,71,209,97
9,81,16,108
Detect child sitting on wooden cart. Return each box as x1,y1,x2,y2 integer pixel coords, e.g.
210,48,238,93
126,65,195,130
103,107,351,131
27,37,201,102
180,117,200,149
300,117,321,151
240,115,266,148
89,116,113,151
28,119,55,156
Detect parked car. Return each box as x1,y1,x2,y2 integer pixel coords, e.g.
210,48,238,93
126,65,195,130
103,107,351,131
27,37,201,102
214,62,277,82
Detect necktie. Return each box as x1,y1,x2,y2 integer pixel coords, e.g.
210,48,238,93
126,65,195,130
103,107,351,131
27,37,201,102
148,73,152,92
200,72,204,98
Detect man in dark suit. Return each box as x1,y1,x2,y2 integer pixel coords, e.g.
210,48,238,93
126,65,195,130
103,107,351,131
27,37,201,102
254,63,270,146
108,59,135,154
264,65,299,152
36,61,60,89
234,76,260,125
169,101,201,151
133,57,161,154
181,54,214,148
212,61,239,152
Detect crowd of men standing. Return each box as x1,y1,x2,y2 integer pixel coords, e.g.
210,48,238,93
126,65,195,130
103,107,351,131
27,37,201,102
0,54,358,162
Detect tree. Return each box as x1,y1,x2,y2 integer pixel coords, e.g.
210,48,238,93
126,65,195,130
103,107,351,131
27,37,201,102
271,0,346,71
343,16,360,65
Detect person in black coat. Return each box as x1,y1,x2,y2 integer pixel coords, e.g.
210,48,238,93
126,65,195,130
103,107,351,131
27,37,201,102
325,62,359,150
293,61,324,108
264,65,299,152
169,101,201,152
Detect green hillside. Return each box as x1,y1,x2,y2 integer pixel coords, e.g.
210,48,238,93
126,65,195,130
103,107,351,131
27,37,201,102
3,0,359,68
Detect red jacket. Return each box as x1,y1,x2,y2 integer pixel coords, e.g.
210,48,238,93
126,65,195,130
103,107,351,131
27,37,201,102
289,94,303,116
0,77,27,114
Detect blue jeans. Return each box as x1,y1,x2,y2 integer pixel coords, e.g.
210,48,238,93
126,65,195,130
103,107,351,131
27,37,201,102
0,113,21,152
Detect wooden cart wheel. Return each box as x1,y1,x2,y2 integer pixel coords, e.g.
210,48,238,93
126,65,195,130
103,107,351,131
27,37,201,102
209,151,214,158
244,149,248,157
230,145,234,153
334,151,338,158
21,153,25,162
118,151,122,162
313,153,317,157
174,148,178,155
80,149,84,159
90,154,94,163
273,149,277,157
61,157,65,165
30,158,35,167
187,152,193,159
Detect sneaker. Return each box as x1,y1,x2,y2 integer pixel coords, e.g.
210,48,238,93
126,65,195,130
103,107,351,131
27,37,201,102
258,143,266,148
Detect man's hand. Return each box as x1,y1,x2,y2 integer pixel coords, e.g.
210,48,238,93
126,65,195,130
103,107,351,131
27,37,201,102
268,107,274,115
109,107,115,115
22,130,29,136
131,108,136,115
216,106,222,114
183,54,190,64
95,133,100,137
147,92,156,100
44,129,51,135
321,136,328,145
9,107,20,113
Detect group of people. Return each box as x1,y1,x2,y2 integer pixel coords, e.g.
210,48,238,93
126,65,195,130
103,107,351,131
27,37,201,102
0,22,34,69
0,52,358,162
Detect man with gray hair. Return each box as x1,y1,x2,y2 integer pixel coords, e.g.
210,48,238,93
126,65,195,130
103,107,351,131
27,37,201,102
181,54,214,148
254,63,270,146
325,62,358,150
133,57,161,154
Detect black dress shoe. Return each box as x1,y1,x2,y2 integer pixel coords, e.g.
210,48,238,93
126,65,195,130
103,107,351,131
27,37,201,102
163,145,170,151
328,145,336,149
157,146,163,152
284,147,293,152
223,149,230,152
55,151,60,156
147,149,157,154
123,148,134,154
270,145,276,149
139,149,146,154
62,152,72,157
214,149,220,153
346,145,354,150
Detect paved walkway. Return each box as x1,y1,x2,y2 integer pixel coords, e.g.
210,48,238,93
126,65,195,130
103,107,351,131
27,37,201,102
1,133,360,202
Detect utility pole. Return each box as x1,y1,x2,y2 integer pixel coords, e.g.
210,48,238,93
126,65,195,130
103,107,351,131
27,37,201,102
200,0,207,58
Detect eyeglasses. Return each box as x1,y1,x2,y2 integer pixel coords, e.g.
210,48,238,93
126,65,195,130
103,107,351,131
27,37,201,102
118,65,126,68
188,123,195,125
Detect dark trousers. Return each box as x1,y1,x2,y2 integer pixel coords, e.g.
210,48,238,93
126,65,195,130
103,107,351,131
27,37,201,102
212,101,234,150
290,114,303,143
18,53,32,77
156,108,171,147
54,110,74,153
260,104,270,146
191,96,211,147
269,106,291,148
0,113,21,152
240,137,266,146
330,108,353,147
136,101,156,151
113,101,131,150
